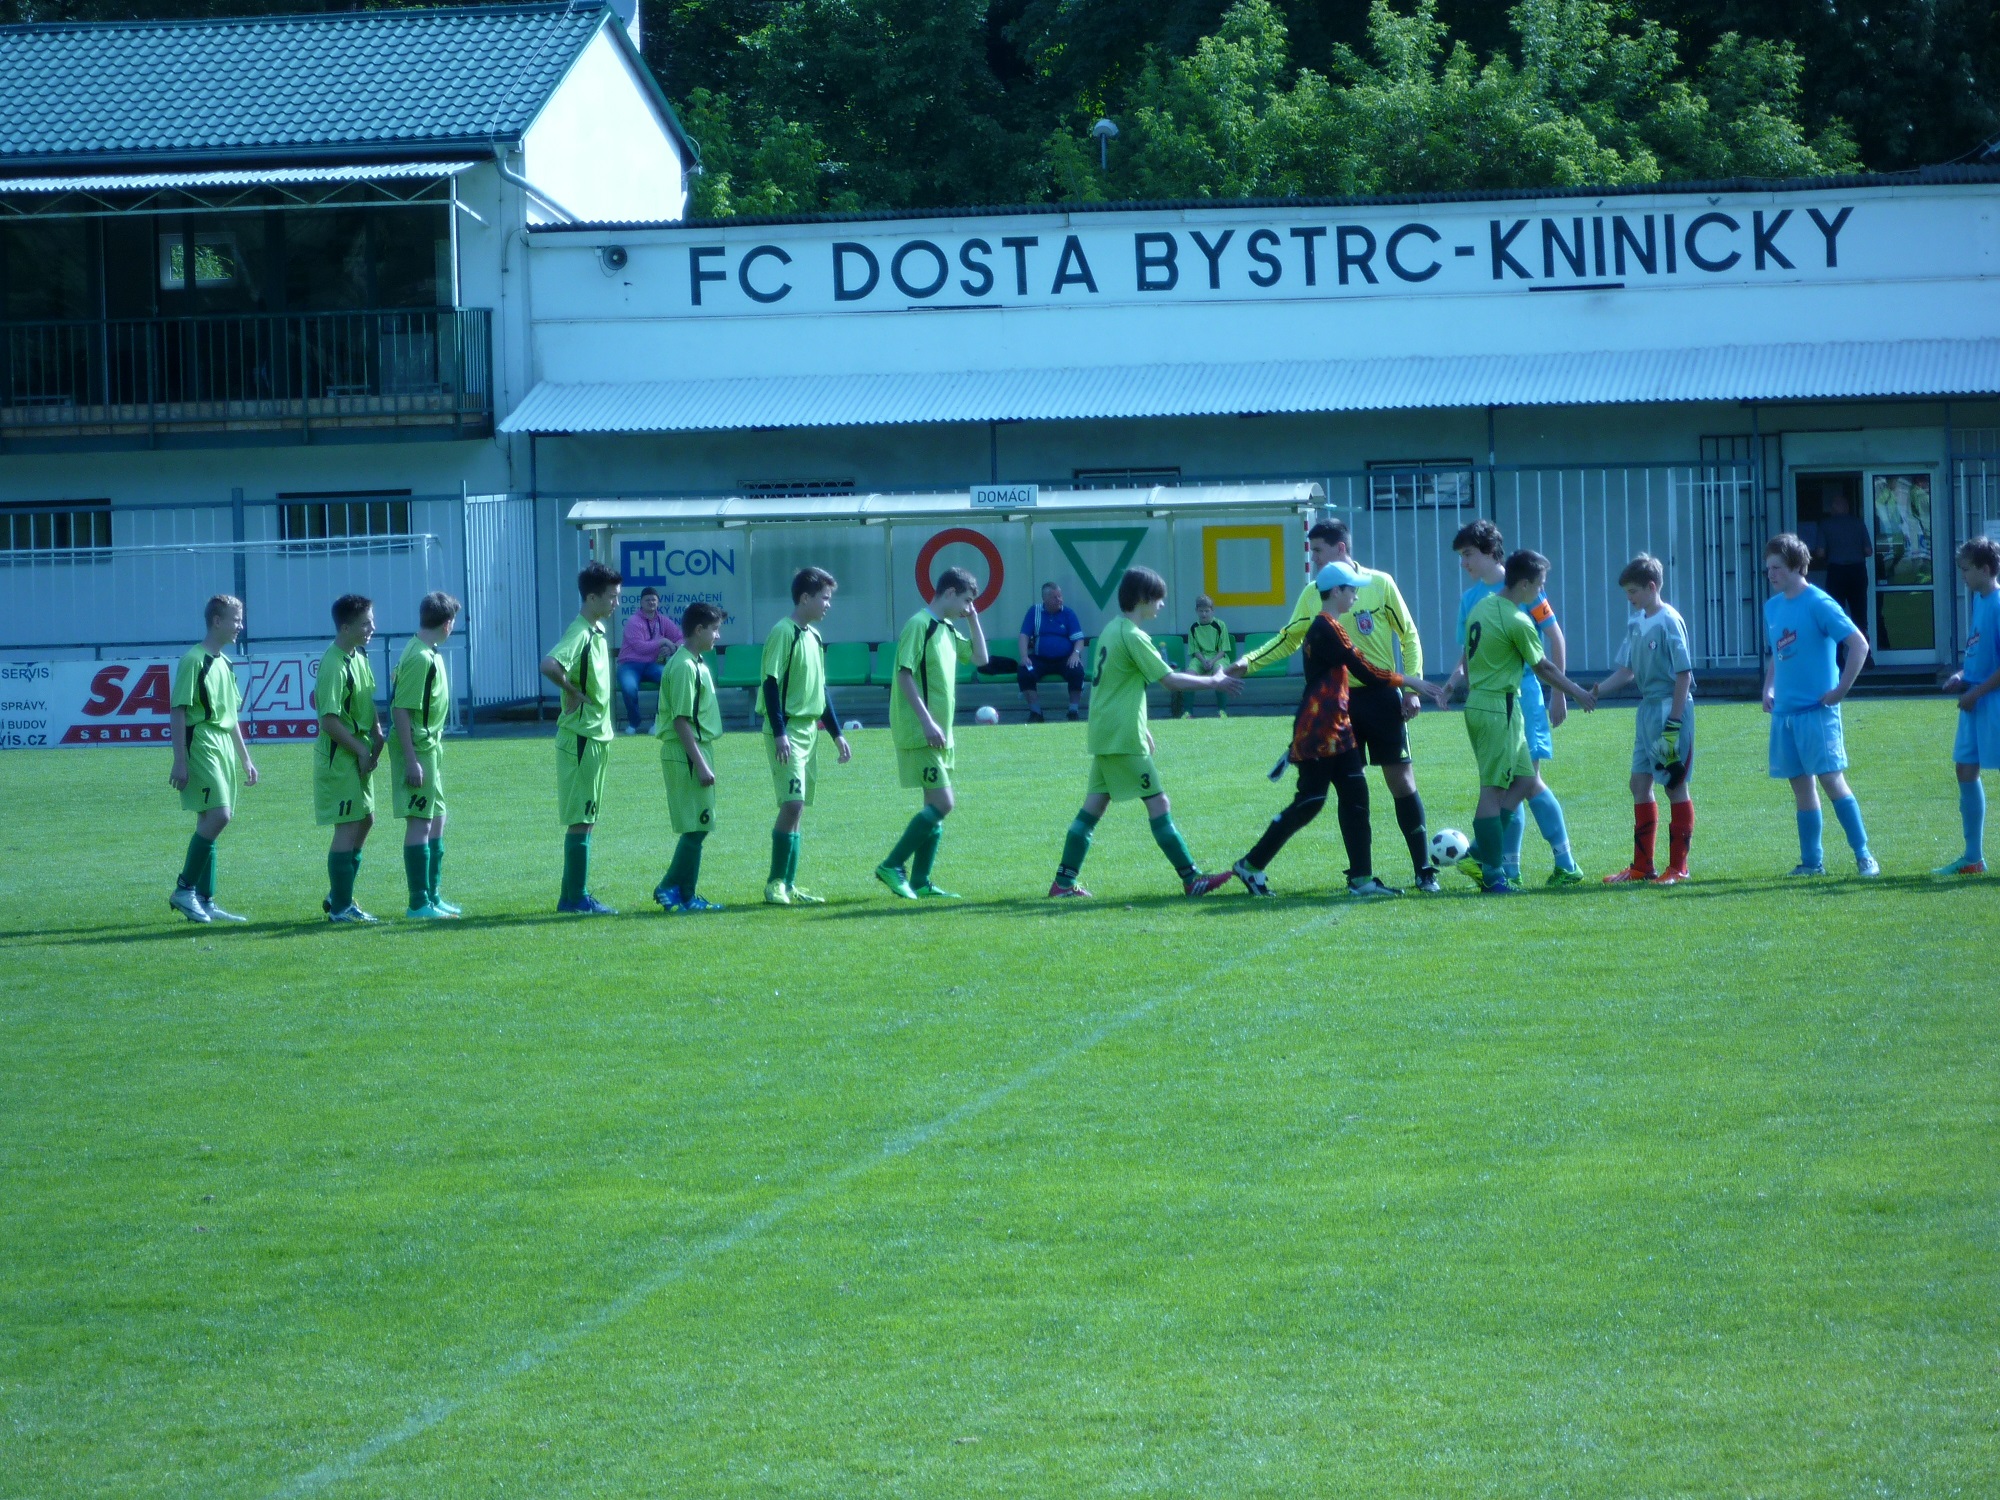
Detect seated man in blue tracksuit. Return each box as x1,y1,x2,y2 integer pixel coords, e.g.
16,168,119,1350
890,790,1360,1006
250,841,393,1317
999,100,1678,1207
1017,582,1087,722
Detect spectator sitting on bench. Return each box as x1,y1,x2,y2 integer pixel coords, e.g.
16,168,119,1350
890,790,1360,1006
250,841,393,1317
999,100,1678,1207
617,587,682,734
1018,581,1086,722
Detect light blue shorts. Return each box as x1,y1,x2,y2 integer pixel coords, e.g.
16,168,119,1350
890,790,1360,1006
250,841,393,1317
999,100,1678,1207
1769,704,1848,779
1953,695,2000,767
1524,694,1553,762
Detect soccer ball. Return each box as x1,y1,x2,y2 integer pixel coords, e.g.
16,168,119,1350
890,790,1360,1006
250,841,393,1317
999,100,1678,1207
1429,828,1470,865
975,705,1000,725
843,719,863,732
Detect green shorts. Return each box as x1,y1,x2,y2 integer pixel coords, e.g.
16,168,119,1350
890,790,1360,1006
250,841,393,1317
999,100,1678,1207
556,731,610,826
392,749,445,820
179,732,240,814
764,724,821,807
1465,699,1532,790
1086,753,1163,802
662,743,718,833
313,748,376,825
896,744,953,790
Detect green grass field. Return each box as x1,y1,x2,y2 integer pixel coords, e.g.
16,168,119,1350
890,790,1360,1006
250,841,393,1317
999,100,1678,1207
3,698,1996,1498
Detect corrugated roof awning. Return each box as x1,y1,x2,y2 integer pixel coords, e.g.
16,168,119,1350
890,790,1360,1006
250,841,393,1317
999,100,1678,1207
0,162,476,193
566,483,1323,527
505,340,2000,433
0,161,478,217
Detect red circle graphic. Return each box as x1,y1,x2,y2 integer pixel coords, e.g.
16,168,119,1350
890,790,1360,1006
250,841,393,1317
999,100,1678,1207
915,528,1005,612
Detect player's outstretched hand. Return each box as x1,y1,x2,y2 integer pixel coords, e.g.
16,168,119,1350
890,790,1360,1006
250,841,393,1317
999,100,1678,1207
1573,688,1596,712
1214,671,1246,697
1416,679,1449,709
835,735,853,764
1224,658,1250,679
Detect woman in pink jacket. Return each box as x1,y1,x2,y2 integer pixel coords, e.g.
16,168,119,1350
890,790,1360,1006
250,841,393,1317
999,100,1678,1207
617,587,683,733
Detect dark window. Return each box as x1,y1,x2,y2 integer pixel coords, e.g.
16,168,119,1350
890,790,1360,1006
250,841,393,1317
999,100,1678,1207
1,502,112,553
738,478,856,497
277,489,413,543
283,208,447,311
1366,460,1473,510
1072,467,1180,489
0,220,92,321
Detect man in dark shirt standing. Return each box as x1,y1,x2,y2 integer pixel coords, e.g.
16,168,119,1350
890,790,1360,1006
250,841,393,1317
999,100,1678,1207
1804,484,1872,645
1017,582,1086,722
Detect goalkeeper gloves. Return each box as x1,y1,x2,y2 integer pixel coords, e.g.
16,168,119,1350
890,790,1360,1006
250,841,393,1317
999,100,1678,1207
1653,718,1683,766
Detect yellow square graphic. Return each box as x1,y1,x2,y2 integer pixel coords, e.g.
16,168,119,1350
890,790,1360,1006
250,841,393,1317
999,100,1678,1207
1202,524,1288,607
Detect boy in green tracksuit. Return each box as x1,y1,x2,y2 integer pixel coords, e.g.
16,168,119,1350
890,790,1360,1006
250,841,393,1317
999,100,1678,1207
316,593,386,923
540,561,622,916
654,602,726,913
759,567,854,905
1171,595,1234,718
877,566,989,900
167,593,259,923
1049,567,1244,898
391,590,461,919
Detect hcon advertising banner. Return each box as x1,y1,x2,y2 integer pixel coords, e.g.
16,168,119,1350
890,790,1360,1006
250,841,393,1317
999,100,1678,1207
0,656,324,749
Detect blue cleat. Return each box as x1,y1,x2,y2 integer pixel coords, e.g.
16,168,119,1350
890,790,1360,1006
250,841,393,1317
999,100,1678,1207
654,884,682,911
557,895,617,916
1787,862,1827,877
679,894,724,912
327,904,380,924
1480,877,1516,895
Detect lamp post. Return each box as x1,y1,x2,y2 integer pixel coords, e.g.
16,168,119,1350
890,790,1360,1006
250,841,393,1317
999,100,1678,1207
1091,118,1119,172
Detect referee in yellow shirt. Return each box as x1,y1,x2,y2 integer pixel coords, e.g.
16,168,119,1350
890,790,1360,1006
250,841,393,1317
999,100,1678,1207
1234,519,1440,891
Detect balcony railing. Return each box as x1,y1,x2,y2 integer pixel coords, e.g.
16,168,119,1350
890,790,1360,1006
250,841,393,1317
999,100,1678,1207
0,307,493,446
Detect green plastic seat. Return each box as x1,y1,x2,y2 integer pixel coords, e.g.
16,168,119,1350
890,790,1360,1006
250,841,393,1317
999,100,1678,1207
871,643,899,685
713,643,762,689
1241,631,1290,675
823,641,872,687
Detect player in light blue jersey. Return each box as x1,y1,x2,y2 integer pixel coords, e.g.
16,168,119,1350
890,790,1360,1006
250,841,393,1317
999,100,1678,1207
1444,519,1582,883
1937,535,2000,876
1761,533,1876,877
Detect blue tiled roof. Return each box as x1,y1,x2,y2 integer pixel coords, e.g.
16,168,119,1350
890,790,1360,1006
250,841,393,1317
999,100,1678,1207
0,3,631,168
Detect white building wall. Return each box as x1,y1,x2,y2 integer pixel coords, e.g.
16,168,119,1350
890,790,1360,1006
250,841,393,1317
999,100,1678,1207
522,27,685,225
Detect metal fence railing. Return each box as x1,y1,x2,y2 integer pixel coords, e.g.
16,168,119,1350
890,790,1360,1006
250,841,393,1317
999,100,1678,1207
0,307,493,442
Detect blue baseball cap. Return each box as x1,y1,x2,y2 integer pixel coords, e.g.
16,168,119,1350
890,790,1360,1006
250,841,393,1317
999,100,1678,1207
1315,561,1365,592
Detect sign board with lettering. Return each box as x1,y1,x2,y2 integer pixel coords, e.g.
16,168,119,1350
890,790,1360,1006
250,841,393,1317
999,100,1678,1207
971,483,1037,509
1,655,324,749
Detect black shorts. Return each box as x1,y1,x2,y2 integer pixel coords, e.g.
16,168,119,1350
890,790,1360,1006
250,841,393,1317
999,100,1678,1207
1348,681,1410,766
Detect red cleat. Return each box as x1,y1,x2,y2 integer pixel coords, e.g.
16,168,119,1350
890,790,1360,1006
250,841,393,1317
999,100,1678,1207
1652,867,1690,885
1183,869,1236,898
1048,882,1093,898
1602,866,1654,885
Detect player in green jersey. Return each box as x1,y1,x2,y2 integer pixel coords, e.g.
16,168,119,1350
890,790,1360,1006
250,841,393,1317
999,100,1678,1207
541,562,622,915
1050,567,1243,898
1171,595,1234,718
391,591,461,919
315,594,386,923
654,601,727,913
877,566,989,900
1449,551,1597,893
167,593,259,923
759,566,854,906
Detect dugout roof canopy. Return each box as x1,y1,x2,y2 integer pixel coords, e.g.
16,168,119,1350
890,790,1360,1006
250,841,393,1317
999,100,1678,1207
565,483,1324,527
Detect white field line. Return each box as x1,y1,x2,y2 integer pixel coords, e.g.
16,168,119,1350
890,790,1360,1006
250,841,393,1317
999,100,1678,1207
272,909,1335,1498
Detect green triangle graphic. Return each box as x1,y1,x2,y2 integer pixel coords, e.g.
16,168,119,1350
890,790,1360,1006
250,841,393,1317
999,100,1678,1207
1051,526,1150,609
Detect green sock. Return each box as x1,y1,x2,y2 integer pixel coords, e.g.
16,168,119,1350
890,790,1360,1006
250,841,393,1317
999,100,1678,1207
427,837,443,903
884,810,930,871
910,806,946,887
562,830,590,905
178,833,212,891
328,850,359,911
1057,808,1100,886
403,842,429,907
768,829,790,884
1473,815,1505,881
784,832,801,886
199,840,216,901
664,832,704,894
1149,812,1197,879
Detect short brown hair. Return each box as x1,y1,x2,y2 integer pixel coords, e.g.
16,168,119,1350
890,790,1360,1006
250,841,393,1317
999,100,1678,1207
681,600,723,633
331,593,372,628
578,561,622,598
1957,536,2000,576
419,590,461,629
1194,594,1215,610
1766,533,1811,573
934,566,977,598
791,566,836,602
203,593,241,626
1618,553,1664,589
1452,519,1504,557
1503,549,1548,590
1117,565,1167,611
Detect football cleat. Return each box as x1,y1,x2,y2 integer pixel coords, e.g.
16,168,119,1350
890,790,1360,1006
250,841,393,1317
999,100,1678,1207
1787,862,1827,877
1931,856,1987,877
1602,866,1654,885
404,903,450,920
169,885,211,923
1232,859,1272,896
1855,854,1881,878
327,904,379,924
1047,881,1093,898
653,884,682,910
1184,869,1235,898
912,883,961,899
200,899,248,923
1346,876,1401,900
1454,856,1485,885
874,865,918,900
1026,709,1046,724
786,885,827,905
1545,867,1585,888
679,894,724,912
763,879,792,905
556,895,615,916
1652,867,1690,886
1065,707,1081,722
1412,871,1443,894
1480,877,1517,896
431,896,462,917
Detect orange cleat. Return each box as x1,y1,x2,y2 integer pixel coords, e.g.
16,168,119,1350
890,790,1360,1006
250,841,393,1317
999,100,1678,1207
1602,866,1654,885
1653,867,1690,885
1048,882,1094,898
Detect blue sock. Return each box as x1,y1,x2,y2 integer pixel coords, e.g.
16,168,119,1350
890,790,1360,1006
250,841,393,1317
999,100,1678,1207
1830,795,1870,859
1962,779,1987,862
1796,806,1825,867
1500,804,1526,876
1528,787,1577,871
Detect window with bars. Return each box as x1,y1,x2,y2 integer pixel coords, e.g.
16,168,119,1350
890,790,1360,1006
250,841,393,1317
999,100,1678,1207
276,490,413,544
1072,467,1181,489
2,502,112,554
737,478,857,497
1365,461,1474,510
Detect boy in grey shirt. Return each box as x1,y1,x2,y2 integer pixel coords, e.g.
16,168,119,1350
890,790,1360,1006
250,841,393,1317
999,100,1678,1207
1593,554,1696,883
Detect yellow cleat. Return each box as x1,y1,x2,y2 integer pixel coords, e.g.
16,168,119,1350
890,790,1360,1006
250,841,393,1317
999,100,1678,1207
763,879,791,906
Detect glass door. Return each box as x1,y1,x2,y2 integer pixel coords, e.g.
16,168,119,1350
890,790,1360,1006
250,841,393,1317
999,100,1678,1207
1866,471,1938,664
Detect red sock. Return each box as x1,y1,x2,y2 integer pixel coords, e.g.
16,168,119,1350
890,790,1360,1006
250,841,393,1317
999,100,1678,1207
1668,799,1694,871
1632,802,1658,875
